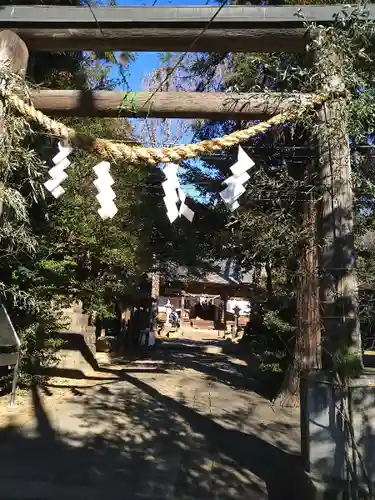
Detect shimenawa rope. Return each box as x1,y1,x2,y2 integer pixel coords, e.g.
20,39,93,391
1,88,329,166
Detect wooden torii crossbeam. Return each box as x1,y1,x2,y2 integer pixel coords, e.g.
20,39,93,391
30,90,317,120
1,4,374,53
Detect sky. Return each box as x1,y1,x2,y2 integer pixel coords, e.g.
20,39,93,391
109,0,212,200
112,0,209,92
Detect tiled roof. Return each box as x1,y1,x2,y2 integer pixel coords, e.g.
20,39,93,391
165,259,253,286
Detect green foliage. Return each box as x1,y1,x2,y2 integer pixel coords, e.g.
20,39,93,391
0,0,223,393
240,308,295,374
260,311,296,373
0,0,137,385
0,74,65,388
338,349,363,380
181,3,375,380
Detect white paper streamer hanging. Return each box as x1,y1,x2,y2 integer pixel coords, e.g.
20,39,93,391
162,163,194,223
44,141,72,199
93,161,118,220
219,146,254,211
177,188,194,222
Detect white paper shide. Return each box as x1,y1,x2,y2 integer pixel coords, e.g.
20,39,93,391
162,163,194,223
219,146,255,211
44,140,72,198
93,161,118,220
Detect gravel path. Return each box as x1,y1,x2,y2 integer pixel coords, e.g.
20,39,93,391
0,333,312,499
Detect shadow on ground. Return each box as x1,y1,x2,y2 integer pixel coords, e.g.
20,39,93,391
0,337,311,500
143,337,281,400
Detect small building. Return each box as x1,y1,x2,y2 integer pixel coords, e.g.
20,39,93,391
158,259,254,331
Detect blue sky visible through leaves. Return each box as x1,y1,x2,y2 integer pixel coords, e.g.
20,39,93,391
111,0,211,92
109,0,215,201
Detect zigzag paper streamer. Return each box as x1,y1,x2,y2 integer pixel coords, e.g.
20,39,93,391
220,146,254,211
162,163,194,223
44,141,72,198
93,161,118,220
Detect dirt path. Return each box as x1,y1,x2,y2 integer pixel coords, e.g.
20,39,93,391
0,333,311,500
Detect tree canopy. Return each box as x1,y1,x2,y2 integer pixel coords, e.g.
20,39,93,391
162,2,375,404
0,0,220,384
3,0,375,405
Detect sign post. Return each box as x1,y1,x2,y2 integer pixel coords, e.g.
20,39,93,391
0,304,21,407
233,305,240,337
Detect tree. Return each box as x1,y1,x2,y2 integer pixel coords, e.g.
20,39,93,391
0,2,225,388
183,49,320,407
177,3,375,406
0,0,139,382
130,54,227,278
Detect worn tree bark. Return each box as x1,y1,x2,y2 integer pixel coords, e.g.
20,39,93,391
276,160,321,407
318,99,362,368
315,40,362,368
265,259,273,304
149,260,160,338
278,40,362,407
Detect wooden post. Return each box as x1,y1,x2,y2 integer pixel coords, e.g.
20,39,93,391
150,267,160,304
0,30,29,74
317,43,362,367
149,259,160,335
221,294,227,332
0,31,29,380
318,102,362,366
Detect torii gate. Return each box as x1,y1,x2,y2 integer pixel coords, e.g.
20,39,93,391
0,4,369,492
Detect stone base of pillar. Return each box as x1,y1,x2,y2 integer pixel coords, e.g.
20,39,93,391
306,473,369,500
300,370,375,498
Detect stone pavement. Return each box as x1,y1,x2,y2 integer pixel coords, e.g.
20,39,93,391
0,333,313,500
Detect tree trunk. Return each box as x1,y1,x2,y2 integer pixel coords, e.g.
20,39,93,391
149,260,160,338
316,40,362,367
252,262,262,288
265,259,273,304
318,100,362,368
275,162,321,407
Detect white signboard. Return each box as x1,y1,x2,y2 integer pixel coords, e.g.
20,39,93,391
0,304,21,406
0,304,20,350
226,299,251,316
